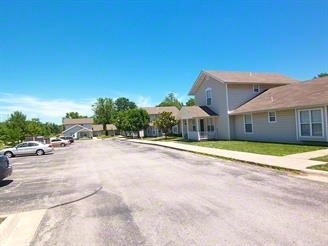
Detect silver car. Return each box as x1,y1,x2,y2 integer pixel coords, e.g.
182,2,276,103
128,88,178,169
0,141,54,158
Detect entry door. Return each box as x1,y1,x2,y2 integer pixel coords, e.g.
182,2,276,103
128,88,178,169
200,119,205,132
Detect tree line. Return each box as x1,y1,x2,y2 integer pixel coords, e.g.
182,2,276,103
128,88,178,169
0,111,61,146
0,93,190,146
91,94,189,137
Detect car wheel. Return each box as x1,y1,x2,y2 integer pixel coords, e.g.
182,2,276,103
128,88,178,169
4,151,14,158
60,143,65,147
36,149,44,156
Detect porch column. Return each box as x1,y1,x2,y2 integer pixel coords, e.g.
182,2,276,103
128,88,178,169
196,118,200,141
181,120,184,138
186,119,189,139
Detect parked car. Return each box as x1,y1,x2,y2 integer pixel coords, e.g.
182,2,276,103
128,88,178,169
50,138,70,147
59,136,74,143
0,154,12,180
0,141,54,158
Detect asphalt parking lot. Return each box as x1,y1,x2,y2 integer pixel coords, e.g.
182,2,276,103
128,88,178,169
1,139,328,246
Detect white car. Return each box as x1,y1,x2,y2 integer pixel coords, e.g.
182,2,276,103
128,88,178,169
50,138,70,147
0,141,54,158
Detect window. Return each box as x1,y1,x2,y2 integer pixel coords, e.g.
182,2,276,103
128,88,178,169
299,109,323,137
253,84,260,93
207,118,214,132
268,112,276,123
244,114,253,133
28,142,38,147
206,88,212,106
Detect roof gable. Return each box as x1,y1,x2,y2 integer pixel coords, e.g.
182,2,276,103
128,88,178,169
189,70,298,95
62,124,91,134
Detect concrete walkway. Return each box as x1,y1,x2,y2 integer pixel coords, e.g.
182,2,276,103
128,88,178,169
285,148,328,159
126,139,328,178
0,209,46,246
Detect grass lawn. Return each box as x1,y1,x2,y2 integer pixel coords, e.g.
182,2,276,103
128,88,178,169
308,155,328,172
179,140,326,156
145,136,182,141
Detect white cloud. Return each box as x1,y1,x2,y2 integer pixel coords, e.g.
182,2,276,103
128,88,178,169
0,93,161,124
135,96,153,107
0,93,95,124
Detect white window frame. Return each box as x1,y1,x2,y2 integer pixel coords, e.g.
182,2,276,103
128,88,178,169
244,114,253,134
298,108,324,137
205,88,212,106
268,111,277,123
253,84,260,93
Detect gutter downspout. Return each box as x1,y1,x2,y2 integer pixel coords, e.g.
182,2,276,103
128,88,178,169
225,84,231,140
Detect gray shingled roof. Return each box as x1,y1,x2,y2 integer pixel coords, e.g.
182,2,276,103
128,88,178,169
142,106,179,117
189,70,298,95
178,106,218,119
230,76,328,115
92,124,117,131
63,118,94,125
205,71,298,84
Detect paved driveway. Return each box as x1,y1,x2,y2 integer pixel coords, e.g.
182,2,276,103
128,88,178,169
0,139,327,245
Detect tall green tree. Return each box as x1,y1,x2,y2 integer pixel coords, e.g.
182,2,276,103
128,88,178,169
126,108,150,135
115,108,150,138
92,97,116,135
157,93,183,109
114,97,137,112
2,111,27,144
42,122,61,136
185,97,195,106
26,118,43,137
154,111,179,137
65,112,87,119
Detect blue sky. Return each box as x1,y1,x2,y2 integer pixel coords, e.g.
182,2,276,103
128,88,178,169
1,0,327,124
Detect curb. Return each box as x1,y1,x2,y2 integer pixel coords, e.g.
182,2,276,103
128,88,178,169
0,209,46,246
126,139,328,179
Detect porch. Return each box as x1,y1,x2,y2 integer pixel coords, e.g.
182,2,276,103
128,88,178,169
181,117,218,141
178,106,219,141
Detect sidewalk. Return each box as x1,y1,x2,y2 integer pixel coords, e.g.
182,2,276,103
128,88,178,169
126,139,328,179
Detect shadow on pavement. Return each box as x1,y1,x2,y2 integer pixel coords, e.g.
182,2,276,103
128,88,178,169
0,179,13,187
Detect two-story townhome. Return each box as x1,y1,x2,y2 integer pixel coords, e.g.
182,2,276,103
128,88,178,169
62,118,94,139
143,106,180,137
230,76,328,143
179,71,298,141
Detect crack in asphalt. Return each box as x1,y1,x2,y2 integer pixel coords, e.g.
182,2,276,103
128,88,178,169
48,185,103,209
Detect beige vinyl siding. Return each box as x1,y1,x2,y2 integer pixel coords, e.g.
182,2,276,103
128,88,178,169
227,84,284,111
233,110,298,143
194,77,230,139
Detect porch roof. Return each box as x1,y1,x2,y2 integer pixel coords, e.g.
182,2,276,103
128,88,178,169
178,106,218,119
